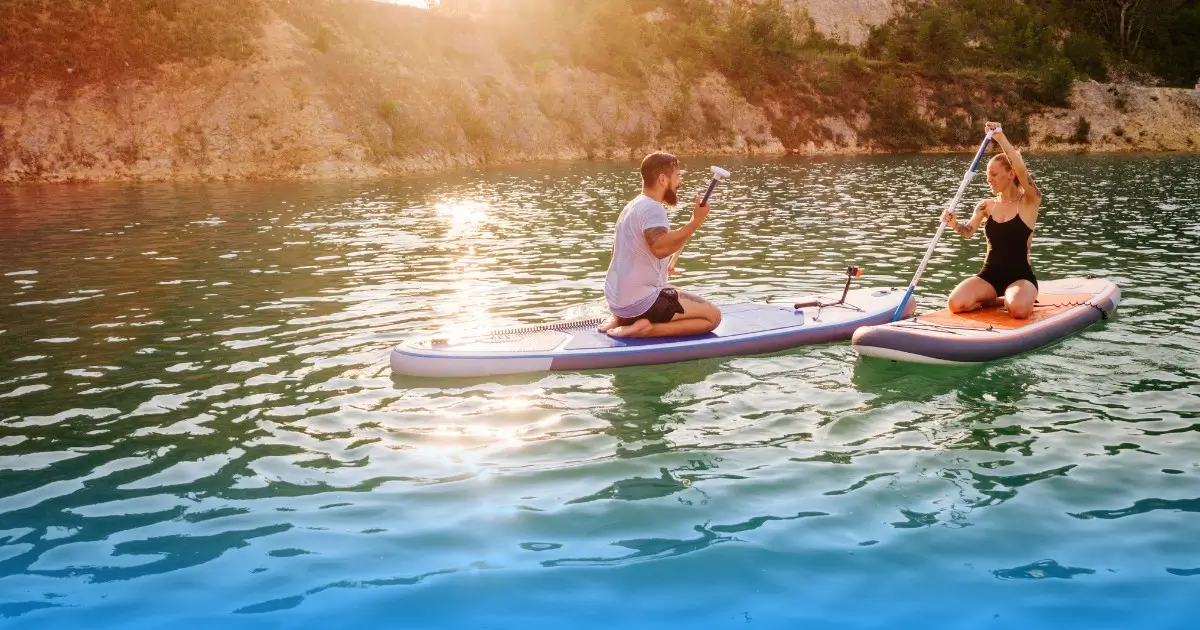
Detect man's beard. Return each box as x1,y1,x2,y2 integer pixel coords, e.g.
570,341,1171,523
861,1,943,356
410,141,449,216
663,184,678,207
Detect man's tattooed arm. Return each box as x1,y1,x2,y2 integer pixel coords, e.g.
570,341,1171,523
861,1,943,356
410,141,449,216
643,227,669,250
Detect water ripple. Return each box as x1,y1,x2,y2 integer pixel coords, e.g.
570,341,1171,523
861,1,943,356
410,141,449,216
1,155,1198,627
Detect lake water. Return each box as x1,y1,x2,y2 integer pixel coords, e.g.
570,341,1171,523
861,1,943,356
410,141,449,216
1,153,1198,629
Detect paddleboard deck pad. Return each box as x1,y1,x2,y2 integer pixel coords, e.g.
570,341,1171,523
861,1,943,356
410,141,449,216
851,277,1120,364
392,286,914,377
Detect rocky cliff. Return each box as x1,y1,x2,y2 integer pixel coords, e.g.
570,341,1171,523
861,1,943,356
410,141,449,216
1,0,1197,184
1030,81,1200,153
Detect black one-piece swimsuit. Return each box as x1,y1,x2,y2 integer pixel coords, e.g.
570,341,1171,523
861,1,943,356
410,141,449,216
977,208,1038,296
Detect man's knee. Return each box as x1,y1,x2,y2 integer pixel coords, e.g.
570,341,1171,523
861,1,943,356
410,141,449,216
699,310,721,333
687,302,720,333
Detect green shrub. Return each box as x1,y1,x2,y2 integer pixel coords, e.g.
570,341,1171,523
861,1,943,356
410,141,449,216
839,53,871,77
866,4,968,71
0,0,263,88
1030,58,1076,106
1063,31,1107,80
990,7,1057,69
1000,116,1031,145
662,87,693,134
866,74,935,151
1114,91,1129,112
378,99,424,156
378,100,400,121
564,0,647,81
711,0,811,82
913,6,967,74
313,26,333,53
1071,116,1091,143
940,114,976,146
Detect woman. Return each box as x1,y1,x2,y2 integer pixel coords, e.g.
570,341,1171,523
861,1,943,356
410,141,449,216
942,121,1042,319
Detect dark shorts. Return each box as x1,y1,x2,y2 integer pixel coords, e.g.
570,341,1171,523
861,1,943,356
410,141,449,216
616,288,685,326
977,267,1039,296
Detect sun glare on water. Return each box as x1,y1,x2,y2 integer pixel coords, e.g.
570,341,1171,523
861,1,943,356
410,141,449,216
434,199,491,238
430,200,503,340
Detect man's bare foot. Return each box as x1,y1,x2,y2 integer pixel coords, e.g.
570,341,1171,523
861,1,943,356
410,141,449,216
597,315,620,333
607,318,652,338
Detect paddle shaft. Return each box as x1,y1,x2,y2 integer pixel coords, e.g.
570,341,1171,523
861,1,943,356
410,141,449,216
891,130,996,322
668,175,723,268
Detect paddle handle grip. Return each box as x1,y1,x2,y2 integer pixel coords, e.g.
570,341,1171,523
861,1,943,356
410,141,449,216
891,130,995,321
700,177,719,206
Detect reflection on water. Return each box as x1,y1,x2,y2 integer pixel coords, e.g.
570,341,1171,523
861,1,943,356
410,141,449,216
993,558,1096,580
1,154,1199,628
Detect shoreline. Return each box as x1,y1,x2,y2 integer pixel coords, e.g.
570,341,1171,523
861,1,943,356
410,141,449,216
3,146,1199,188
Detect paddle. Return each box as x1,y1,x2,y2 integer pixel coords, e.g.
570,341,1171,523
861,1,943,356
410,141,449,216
668,165,731,271
890,129,997,322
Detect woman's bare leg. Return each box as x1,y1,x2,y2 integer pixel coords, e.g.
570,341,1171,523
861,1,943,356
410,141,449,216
948,276,999,313
1004,280,1038,319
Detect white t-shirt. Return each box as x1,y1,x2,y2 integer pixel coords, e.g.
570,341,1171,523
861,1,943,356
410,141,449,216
604,194,671,318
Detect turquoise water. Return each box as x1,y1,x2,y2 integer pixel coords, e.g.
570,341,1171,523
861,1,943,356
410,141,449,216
1,154,1198,629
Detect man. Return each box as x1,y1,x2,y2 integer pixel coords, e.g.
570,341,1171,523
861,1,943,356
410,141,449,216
599,152,722,338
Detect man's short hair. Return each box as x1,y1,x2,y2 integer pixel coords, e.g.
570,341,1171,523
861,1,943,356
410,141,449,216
640,152,678,187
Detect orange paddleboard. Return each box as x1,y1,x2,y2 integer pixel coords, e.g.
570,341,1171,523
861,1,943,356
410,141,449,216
852,277,1120,364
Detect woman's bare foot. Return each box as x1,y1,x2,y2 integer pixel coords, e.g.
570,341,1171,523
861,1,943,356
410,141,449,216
597,315,620,333
607,318,652,338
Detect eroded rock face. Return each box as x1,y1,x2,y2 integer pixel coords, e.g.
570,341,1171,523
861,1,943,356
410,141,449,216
0,10,787,184
1,19,384,183
791,0,895,45
1029,81,1200,154
1,4,1197,184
